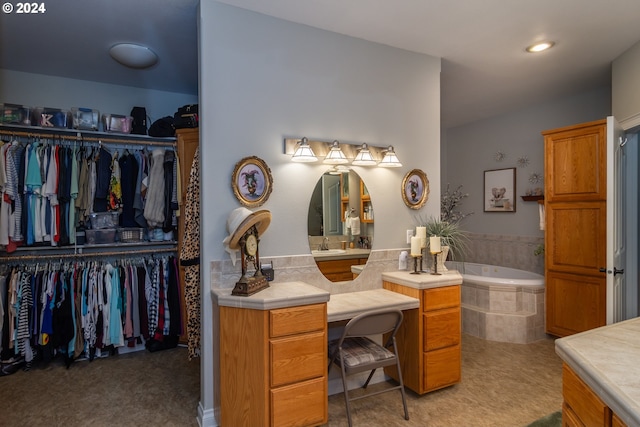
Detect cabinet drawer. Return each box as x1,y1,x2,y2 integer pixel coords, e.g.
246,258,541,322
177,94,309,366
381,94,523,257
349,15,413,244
271,376,327,427
423,344,461,391
563,364,610,427
423,285,460,312
423,307,460,351
270,303,325,338
271,331,326,387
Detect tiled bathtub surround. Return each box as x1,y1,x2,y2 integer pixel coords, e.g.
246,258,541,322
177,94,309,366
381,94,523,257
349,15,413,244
465,232,544,275
462,281,546,343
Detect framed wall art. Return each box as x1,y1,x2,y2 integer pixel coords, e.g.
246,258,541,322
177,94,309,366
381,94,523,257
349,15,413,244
484,167,516,212
231,156,273,208
401,169,429,210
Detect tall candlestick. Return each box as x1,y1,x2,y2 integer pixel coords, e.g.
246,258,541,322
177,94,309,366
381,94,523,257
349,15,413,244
430,236,441,253
416,226,427,248
411,236,422,256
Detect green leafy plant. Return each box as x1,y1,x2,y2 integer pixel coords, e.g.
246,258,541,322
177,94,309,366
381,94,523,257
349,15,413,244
534,243,545,257
415,215,470,261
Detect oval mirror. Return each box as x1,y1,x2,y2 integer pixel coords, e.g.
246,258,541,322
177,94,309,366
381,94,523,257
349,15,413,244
308,168,373,282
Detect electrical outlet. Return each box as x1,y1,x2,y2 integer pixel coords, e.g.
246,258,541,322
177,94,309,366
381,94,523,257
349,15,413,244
406,229,413,244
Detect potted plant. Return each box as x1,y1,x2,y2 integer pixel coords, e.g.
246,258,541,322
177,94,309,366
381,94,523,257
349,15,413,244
415,215,470,273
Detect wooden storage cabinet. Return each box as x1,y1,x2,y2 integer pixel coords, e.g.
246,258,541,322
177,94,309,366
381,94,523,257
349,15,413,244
562,363,627,427
220,303,328,427
382,281,461,395
543,120,607,337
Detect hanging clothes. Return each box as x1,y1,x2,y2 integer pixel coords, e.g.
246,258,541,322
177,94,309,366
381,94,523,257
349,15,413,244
179,147,200,360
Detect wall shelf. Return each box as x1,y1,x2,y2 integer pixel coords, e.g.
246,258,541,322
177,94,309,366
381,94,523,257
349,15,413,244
521,195,544,203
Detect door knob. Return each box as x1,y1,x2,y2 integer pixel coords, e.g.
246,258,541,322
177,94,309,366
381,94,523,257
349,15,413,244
614,267,625,276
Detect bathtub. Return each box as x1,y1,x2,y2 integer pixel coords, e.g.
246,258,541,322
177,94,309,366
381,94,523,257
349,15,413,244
446,262,546,344
447,261,544,287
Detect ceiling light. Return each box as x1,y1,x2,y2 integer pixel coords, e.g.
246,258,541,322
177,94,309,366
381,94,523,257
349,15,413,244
291,137,318,162
109,43,158,69
323,140,349,164
352,143,377,166
525,41,555,53
378,146,402,167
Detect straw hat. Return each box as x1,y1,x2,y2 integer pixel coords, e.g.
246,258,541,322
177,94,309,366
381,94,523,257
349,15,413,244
223,207,272,250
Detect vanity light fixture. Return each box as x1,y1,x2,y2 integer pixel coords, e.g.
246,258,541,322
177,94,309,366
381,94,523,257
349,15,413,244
323,140,349,164
291,137,318,162
378,146,402,168
351,143,377,166
525,41,555,53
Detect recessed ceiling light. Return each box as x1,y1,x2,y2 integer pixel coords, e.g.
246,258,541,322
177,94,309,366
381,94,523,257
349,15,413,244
526,41,555,53
109,43,158,69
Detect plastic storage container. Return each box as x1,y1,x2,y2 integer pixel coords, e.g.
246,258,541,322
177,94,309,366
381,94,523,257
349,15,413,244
85,228,116,245
1,103,31,125
89,212,120,229
102,114,132,133
71,107,99,131
32,107,70,128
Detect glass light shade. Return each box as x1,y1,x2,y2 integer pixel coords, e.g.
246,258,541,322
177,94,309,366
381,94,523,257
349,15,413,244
291,137,318,162
351,143,377,166
378,146,402,167
323,140,348,164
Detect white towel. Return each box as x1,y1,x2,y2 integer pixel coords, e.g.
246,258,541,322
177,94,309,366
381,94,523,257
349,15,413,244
344,217,351,236
350,217,360,235
539,204,545,231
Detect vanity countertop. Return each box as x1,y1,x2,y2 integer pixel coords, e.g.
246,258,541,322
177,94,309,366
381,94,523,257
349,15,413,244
381,270,463,289
213,281,330,311
312,248,371,260
555,317,640,427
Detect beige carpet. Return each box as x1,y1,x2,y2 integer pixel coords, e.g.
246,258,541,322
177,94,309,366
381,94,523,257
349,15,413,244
1,334,562,427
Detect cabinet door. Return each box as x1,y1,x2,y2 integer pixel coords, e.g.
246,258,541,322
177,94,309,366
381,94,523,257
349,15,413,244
423,344,461,392
562,402,584,427
563,364,610,427
543,120,607,337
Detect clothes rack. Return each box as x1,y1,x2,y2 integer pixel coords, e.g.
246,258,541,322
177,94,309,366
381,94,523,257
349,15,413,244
0,126,176,147
0,247,176,263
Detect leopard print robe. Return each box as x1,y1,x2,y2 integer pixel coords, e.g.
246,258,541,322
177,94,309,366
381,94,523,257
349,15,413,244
179,147,200,360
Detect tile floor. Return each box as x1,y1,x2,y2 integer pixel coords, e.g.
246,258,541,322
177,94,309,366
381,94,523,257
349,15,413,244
1,334,562,427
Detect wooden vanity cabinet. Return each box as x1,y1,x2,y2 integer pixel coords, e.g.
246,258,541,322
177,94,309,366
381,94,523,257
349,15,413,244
316,258,368,282
382,281,461,395
562,363,627,427
219,303,328,427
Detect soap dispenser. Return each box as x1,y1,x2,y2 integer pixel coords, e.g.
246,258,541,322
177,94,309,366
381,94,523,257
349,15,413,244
398,250,408,270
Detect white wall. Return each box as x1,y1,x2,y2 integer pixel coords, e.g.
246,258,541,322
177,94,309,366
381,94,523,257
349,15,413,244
444,86,611,237
199,2,441,424
613,40,640,128
0,69,197,124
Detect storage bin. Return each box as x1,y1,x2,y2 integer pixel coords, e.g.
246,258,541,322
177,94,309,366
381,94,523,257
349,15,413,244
32,107,70,128
1,103,31,125
102,114,132,133
89,211,120,229
85,228,116,245
118,228,145,243
71,107,99,131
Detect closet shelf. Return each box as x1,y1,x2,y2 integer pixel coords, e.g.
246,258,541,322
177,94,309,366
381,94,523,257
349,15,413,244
0,123,176,146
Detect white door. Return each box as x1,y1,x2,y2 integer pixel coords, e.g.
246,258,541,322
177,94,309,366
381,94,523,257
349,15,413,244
606,116,626,324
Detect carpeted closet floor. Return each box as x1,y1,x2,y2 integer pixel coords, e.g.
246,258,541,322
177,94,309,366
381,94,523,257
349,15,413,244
1,334,563,427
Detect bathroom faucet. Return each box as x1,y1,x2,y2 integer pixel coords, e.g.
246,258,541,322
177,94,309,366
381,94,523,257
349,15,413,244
320,237,330,251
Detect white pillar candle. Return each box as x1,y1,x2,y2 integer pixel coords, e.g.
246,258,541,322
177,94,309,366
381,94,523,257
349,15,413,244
416,226,427,248
430,236,441,253
411,236,422,256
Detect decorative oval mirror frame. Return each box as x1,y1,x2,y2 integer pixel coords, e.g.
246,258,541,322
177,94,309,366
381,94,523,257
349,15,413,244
307,168,373,282
401,168,429,209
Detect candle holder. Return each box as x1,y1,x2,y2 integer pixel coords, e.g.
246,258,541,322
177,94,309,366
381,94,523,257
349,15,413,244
410,254,422,274
430,251,442,275
420,247,428,273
